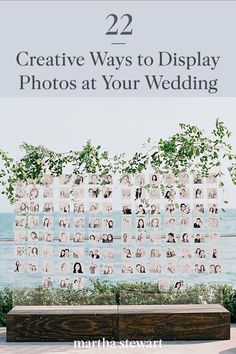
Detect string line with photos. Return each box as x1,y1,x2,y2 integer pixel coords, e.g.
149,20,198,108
13,171,221,290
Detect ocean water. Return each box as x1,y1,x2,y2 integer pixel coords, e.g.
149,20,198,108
0,210,236,289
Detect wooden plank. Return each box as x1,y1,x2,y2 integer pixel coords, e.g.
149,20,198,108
118,304,228,314
7,306,119,342
162,312,230,340
9,305,118,315
118,305,230,341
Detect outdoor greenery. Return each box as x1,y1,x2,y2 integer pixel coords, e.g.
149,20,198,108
0,281,236,326
0,120,235,327
0,119,235,204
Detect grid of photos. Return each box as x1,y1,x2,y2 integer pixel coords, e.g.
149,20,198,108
120,172,221,290
13,171,221,290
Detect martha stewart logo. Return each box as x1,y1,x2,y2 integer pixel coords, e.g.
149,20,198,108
74,338,162,349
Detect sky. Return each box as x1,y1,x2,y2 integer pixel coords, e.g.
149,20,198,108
0,97,236,211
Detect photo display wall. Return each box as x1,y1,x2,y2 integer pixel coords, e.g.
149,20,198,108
13,172,221,290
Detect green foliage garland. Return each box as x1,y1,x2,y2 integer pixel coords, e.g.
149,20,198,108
0,119,235,204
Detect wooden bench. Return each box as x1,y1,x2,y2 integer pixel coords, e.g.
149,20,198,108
6,305,118,342
118,304,230,341
6,304,230,342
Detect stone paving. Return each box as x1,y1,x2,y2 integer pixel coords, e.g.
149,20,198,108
0,325,236,354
